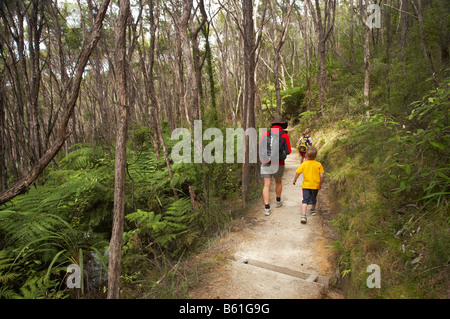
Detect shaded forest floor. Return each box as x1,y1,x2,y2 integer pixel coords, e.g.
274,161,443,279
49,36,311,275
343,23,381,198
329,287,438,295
185,147,344,299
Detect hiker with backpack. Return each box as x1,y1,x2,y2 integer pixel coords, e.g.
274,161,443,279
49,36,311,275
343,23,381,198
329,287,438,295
259,118,291,216
297,128,313,164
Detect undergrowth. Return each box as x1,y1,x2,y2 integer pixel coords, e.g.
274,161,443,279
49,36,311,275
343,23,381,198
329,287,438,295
0,125,244,299
310,80,449,298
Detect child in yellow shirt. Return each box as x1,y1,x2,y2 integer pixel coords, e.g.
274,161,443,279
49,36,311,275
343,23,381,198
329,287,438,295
292,146,324,224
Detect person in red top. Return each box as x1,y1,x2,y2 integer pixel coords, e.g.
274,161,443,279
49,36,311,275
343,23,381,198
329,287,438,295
259,118,291,216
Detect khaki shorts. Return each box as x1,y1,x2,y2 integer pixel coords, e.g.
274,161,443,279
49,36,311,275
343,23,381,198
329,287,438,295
260,164,285,179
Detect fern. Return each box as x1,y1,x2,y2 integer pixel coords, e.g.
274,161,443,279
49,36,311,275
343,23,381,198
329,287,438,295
0,128,241,297
124,198,199,253
58,145,110,171
2,168,114,232
0,287,21,299
0,210,74,248
0,207,107,299
19,276,63,299
125,209,161,227
0,250,20,285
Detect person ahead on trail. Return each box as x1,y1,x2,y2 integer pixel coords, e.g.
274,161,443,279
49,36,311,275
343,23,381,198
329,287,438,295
259,117,291,216
292,146,324,224
297,128,312,164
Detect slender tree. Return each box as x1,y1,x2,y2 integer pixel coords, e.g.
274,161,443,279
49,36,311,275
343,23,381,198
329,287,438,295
145,0,178,199
413,0,438,89
265,0,293,116
107,0,130,299
305,0,336,113
360,0,371,107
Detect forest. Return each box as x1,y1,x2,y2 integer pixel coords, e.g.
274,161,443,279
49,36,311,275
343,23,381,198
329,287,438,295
0,0,448,299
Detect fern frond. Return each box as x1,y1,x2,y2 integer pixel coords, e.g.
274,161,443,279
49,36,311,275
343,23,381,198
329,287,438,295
19,275,60,299
0,210,74,248
0,287,21,299
59,146,108,170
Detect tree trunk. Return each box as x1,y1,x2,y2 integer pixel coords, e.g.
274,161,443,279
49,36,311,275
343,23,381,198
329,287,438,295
26,0,44,164
175,0,201,131
146,0,178,199
137,18,160,160
306,0,336,114
190,1,207,117
363,23,370,107
400,0,408,79
273,54,282,117
295,4,312,109
438,1,449,76
360,0,370,107
212,13,236,125
268,0,292,117
415,0,438,89
0,76,7,191
241,0,258,205
87,0,110,143
318,30,327,112
107,0,130,299
350,0,355,63
385,0,392,109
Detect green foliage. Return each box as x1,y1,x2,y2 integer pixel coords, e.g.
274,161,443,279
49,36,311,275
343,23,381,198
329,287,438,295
296,110,319,130
381,80,449,206
123,198,198,254
0,145,113,298
322,81,449,298
58,144,110,171
0,124,243,298
281,87,306,121
0,207,104,299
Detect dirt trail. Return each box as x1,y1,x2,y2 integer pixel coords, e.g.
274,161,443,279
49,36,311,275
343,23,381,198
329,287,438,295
188,148,343,299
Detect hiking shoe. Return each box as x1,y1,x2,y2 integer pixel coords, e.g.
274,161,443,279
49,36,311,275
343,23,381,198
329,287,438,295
310,209,316,216
275,200,283,208
301,215,307,224
265,208,271,216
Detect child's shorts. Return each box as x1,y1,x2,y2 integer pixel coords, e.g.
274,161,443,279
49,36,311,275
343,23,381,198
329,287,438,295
299,151,307,159
302,188,319,205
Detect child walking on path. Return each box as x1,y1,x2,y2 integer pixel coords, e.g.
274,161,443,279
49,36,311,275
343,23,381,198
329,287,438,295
297,129,313,164
292,146,324,224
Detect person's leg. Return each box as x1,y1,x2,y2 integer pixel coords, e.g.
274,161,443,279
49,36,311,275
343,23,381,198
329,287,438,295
275,177,283,207
310,189,318,215
275,177,282,198
271,165,284,207
302,203,308,215
301,189,309,223
263,178,271,205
